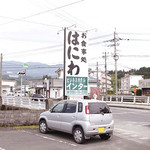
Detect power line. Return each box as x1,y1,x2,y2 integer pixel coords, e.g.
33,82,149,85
129,39,150,42
0,0,84,26
0,15,63,28
3,33,113,57
5,44,62,55
89,34,113,40
118,32,150,35
27,0,92,30
119,55,150,57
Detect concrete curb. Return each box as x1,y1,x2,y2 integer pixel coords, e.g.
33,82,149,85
0,125,39,129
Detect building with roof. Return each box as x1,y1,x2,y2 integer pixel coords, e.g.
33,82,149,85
121,74,143,94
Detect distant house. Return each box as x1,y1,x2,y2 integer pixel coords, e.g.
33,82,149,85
50,78,63,99
2,80,17,94
120,74,144,94
139,79,150,96
29,78,63,99
28,80,45,96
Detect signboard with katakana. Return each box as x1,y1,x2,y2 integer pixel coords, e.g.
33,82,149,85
65,29,88,96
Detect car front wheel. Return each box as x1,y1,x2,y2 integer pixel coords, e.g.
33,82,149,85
39,120,48,134
73,127,85,144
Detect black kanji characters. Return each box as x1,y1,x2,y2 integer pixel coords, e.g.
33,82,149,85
68,31,79,45
67,46,80,60
67,61,80,75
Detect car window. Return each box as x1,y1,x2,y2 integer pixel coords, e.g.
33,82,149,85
33,94,44,98
78,102,83,112
88,102,111,114
51,103,65,113
64,102,76,113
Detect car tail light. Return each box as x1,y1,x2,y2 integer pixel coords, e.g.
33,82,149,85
85,105,89,114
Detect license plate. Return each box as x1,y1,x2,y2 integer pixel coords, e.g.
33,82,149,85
98,127,105,133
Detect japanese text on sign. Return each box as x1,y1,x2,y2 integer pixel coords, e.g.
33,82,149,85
66,77,88,95
66,30,88,76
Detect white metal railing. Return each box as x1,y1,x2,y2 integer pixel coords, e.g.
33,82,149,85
101,95,150,105
2,96,46,110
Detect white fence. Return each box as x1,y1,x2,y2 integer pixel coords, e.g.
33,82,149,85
2,96,46,110
3,95,150,110
101,95,150,105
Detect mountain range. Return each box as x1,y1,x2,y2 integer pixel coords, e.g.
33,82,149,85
2,61,63,80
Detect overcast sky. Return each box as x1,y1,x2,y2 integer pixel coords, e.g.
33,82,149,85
0,0,150,71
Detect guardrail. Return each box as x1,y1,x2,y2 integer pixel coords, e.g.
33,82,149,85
2,96,46,110
101,95,150,105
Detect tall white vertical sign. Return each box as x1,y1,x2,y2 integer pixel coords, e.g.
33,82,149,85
65,29,88,96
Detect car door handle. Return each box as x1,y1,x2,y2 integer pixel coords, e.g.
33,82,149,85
72,116,75,118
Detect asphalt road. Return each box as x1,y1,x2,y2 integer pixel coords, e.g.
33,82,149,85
0,107,150,150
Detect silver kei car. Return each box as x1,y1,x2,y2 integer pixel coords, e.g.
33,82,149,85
39,99,114,144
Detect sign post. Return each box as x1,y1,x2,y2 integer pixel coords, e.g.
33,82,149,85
18,71,26,97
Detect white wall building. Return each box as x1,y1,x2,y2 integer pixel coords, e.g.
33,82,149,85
50,78,63,99
121,74,143,94
2,80,17,94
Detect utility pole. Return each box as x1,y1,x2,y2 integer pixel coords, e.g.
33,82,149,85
0,53,2,109
104,52,108,100
102,52,108,100
113,29,119,100
104,29,128,100
96,62,99,87
24,69,26,96
0,53,2,97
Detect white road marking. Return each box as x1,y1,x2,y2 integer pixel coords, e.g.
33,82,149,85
115,128,150,141
121,132,131,135
139,137,150,140
130,134,139,137
0,147,6,150
22,130,76,147
35,134,77,147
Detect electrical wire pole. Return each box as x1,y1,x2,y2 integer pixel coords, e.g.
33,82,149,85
0,53,2,109
96,62,99,87
113,29,119,100
104,52,108,100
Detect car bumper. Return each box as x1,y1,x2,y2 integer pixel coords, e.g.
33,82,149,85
84,120,114,136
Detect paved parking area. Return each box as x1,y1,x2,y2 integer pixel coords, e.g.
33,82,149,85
0,127,150,150
1,107,150,150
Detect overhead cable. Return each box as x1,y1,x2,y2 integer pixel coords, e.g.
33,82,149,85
0,0,84,26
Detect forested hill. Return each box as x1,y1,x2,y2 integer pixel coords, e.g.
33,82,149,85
109,67,150,79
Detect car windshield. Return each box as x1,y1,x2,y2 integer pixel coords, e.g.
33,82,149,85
88,102,111,114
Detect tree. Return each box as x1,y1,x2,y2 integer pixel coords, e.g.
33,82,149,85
136,89,142,96
42,75,51,80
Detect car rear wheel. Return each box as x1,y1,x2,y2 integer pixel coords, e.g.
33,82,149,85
100,133,111,140
39,120,48,134
73,127,85,144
